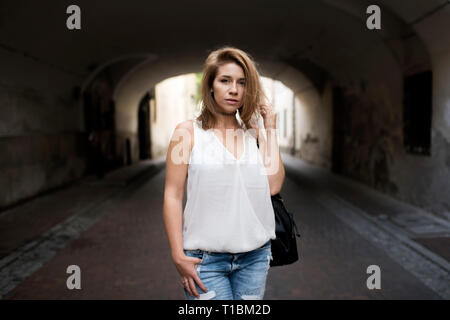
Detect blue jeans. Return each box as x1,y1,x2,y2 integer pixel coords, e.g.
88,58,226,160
183,240,272,300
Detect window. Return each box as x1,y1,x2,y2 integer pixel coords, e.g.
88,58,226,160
403,71,432,156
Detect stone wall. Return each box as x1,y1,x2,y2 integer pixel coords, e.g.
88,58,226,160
0,47,86,210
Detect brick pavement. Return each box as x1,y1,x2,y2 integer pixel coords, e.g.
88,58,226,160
1,156,447,299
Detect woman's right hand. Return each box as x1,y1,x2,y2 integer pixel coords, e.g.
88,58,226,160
173,254,208,298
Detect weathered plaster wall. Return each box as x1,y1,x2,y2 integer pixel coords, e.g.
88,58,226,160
0,48,86,209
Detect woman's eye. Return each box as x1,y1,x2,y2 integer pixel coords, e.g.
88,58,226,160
220,79,245,85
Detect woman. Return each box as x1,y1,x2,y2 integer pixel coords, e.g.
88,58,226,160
163,46,285,300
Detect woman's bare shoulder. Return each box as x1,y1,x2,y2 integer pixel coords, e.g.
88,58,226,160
176,119,194,131
174,120,194,150
177,119,194,129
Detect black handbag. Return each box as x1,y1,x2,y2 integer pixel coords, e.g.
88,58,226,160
269,193,301,267
256,138,301,267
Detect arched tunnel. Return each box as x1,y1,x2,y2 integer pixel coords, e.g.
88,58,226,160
0,0,449,301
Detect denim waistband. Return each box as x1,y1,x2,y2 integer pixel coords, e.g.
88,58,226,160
185,240,271,255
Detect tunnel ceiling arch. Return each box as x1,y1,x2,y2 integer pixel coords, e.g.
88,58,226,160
2,0,448,139
1,0,444,84
112,54,318,133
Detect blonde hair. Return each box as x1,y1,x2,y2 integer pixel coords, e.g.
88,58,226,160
196,46,268,130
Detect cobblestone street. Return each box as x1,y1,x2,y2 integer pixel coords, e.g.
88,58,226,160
1,156,448,300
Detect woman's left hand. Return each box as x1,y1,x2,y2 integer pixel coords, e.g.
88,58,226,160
259,103,276,129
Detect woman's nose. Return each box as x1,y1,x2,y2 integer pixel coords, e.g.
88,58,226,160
230,82,238,93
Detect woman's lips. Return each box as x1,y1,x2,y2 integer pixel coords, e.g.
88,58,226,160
225,99,238,105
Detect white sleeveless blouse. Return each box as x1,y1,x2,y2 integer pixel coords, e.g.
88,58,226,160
182,119,276,253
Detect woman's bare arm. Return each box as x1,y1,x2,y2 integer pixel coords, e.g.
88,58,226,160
255,126,285,195
162,120,207,297
163,121,190,260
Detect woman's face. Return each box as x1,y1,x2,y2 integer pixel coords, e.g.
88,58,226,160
211,62,246,113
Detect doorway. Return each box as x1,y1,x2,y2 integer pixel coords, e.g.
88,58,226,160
138,92,152,160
